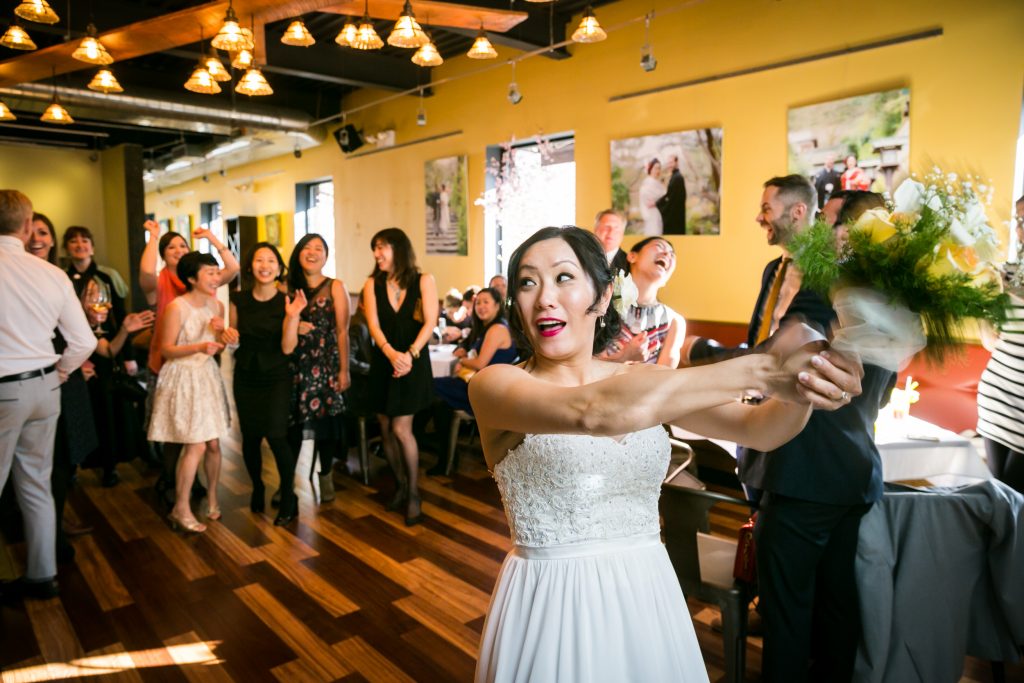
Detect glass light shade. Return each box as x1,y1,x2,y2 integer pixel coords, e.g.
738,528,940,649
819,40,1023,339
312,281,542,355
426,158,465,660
184,65,221,94
281,19,315,47
1,24,37,50
87,68,123,93
411,40,442,67
466,30,497,59
230,47,254,70
351,16,383,50
205,54,230,81
0,100,16,121
14,0,59,24
335,20,358,47
235,67,273,96
571,8,606,43
211,7,253,52
41,100,73,124
387,2,428,48
71,35,113,65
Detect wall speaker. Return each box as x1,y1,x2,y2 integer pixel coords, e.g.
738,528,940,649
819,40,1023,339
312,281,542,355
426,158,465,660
333,124,364,153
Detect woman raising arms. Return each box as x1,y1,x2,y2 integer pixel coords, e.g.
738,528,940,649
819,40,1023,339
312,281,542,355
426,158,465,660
468,226,862,682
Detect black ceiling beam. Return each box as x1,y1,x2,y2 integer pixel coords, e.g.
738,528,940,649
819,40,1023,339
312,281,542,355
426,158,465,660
263,40,424,92
442,25,570,60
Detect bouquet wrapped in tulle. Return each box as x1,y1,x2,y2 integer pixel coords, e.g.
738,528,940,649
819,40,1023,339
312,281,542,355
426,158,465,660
790,169,1009,370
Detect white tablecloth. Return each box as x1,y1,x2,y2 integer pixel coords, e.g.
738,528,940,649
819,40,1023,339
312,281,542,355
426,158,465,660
874,413,991,483
430,344,457,378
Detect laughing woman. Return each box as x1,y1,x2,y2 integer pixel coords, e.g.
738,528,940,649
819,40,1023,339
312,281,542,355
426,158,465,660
363,228,438,525
230,242,298,525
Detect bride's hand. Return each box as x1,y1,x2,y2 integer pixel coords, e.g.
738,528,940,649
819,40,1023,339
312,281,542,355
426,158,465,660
795,349,863,410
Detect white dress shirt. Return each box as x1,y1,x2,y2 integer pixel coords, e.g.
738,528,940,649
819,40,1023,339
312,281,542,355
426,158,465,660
0,234,96,377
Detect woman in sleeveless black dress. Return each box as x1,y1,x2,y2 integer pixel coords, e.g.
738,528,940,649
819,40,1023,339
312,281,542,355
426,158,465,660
363,228,438,525
230,242,297,525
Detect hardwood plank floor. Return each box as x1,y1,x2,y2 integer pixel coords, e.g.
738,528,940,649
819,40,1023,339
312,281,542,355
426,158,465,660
2,433,1022,682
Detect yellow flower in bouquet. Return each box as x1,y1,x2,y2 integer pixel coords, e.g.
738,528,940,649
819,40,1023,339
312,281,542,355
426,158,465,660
850,208,898,244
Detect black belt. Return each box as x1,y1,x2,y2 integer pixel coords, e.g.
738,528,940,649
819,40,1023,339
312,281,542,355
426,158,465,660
0,364,57,384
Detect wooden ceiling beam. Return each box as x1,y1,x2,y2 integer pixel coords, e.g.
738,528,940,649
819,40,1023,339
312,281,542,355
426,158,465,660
317,0,527,33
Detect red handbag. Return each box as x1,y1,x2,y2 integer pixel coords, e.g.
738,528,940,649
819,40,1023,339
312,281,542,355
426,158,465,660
733,513,757,584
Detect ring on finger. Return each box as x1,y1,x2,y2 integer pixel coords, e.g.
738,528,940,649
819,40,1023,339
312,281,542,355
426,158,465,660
840,390,850,402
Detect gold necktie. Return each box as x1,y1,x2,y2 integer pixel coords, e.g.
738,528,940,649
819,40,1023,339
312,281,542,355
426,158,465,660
755,258,791,345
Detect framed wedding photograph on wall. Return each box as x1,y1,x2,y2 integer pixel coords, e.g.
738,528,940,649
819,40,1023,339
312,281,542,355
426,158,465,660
610,128,723,236
425,155,469,256
264,213,281,246
788,87,911,208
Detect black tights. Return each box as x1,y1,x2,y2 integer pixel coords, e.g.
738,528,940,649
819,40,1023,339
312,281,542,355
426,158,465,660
287,425,340,480
242,432,296,505
984,438,1024,493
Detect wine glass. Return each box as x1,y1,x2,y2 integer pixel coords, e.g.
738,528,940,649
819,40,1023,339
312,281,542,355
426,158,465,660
83,279,112,336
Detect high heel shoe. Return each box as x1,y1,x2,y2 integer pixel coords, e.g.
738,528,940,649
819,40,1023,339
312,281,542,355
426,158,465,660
206,505,222,521
404,496,424,527
168,512,206,534
250,488,266,514
274,497,298,526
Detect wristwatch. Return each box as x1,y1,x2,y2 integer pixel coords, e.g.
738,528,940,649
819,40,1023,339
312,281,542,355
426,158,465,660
408,345,420,359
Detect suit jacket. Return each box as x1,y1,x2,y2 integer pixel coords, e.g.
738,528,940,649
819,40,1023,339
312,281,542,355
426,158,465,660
657,169,687,234
814,168,842,208
739,257,895,505
609,248,630,277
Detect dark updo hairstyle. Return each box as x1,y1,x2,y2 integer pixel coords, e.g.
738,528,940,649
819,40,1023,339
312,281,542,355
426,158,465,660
506,226,621,356
158,230,188,258
62,225,94,249
242,241,286,289
369,227,419,290
467,286,506,346
287,233,329,293
835,190,886,227
31,212,57,264
629,235,675,254
176,251,219,292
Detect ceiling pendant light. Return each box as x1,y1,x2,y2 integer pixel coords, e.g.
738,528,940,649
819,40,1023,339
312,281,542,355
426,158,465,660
335,17,358,47
351,0,383,50
236,66,273,96
205,51,230,81
466,27,497,59
571,6,606,43
211,0,253,52
71,23,113,64
14,0,59,24
41,68,72,124
1,22,37,51
387,0,428,48
230,46,253,70
281,18,315,47
185,28,221,94
0,100,17,121
87,68,123,93
411,38,442,67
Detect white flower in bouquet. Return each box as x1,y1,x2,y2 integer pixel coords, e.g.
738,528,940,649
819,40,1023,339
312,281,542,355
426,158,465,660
612,269,638,318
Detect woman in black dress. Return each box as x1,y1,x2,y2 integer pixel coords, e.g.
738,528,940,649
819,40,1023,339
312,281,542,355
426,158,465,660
230,242,298,525
362,228,438,525
282,234,350,505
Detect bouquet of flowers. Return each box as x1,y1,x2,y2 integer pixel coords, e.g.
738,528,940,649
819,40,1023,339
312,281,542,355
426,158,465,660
790,168,1009,370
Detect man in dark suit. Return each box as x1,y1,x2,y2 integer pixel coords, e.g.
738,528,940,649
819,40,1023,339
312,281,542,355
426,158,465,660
742,175,895,682
657,155,687,234
592,209,630,275
814,155,842,209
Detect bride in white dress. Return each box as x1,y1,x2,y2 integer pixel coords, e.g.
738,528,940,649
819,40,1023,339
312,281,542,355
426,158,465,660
469,226,863,682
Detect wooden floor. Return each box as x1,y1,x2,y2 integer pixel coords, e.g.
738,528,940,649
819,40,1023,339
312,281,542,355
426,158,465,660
1,432,1022,682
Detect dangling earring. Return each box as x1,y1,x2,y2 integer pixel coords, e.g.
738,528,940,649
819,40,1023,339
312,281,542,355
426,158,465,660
599,317,606,328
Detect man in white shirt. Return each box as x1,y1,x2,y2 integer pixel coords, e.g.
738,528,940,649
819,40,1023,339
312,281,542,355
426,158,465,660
0,189,95,599
593,209,630,275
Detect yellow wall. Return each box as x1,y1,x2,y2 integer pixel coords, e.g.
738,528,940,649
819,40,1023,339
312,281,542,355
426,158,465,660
146,0,1024,323
0,145,107,261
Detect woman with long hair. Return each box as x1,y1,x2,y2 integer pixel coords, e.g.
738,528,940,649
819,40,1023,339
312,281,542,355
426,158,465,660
428,286,516,475
230,242,298,524
468,226,863,681
282,233,350,504
362,228,437,525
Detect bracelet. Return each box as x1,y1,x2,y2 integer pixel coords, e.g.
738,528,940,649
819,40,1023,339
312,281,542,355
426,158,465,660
408,345,420,359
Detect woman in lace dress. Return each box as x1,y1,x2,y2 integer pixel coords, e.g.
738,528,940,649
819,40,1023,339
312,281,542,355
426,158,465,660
469,226,864,682
148,252,236,534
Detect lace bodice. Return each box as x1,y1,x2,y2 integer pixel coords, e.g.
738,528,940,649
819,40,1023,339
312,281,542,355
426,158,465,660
492,426,670,548
172,300,217,367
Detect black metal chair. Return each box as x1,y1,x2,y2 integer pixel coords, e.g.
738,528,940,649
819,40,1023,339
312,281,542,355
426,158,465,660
661,463,757,683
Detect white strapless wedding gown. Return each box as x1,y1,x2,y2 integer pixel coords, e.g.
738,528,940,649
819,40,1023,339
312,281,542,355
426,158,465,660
476,426,708,683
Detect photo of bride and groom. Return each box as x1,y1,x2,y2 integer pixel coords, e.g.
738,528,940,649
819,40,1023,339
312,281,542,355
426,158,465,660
611,127,723,236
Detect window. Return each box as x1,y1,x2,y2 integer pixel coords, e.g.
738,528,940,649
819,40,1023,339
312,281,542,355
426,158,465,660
484,134,575,279
199,201,224,264
295,179,336,278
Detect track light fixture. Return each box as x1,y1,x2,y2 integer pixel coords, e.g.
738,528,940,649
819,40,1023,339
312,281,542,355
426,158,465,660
507,62,522,105
640,13,657,72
